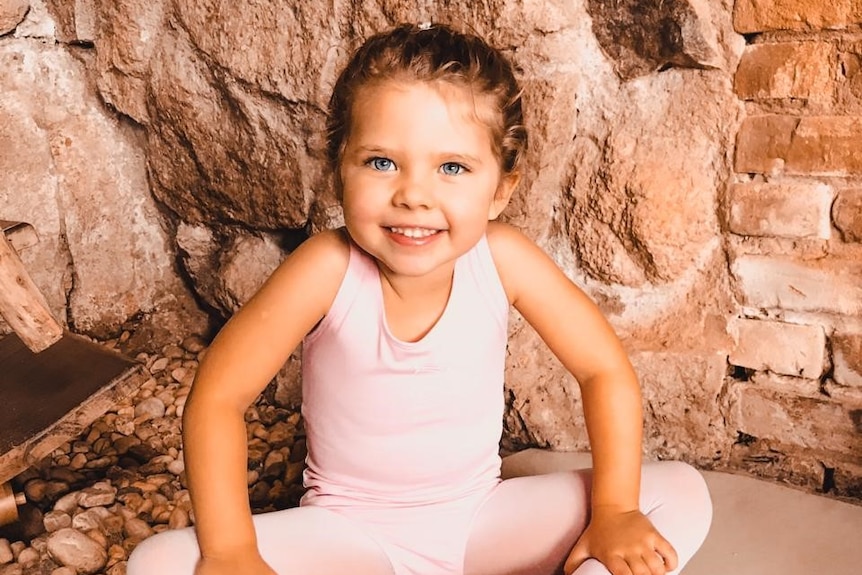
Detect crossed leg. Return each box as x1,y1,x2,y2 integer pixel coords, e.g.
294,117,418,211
126,505,395,575
463,461,712,575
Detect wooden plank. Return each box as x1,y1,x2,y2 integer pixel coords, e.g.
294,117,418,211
0,333,148,484
0,231,63,353
0,221,38,252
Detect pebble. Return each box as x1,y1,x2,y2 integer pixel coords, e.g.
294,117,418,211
14,548,37,566
46,528,107,574
2,342,306,573
43,511,72,532
149,357,169,373
134,398,166,421
79,484,117,508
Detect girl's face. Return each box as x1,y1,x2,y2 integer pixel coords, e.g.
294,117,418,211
339,80,518,280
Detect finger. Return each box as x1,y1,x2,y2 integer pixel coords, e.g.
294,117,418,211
564,542,590,574
654,538,679,572
624,556,654,575
643,550,667,575
604,555,635,575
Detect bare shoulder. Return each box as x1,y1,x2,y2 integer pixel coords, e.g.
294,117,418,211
247,227,350,317
485,221,552,304
272,228,348,281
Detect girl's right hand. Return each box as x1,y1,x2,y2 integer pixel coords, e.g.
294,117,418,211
195,553,278,575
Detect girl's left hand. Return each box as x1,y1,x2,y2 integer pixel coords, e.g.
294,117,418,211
563,509,678,575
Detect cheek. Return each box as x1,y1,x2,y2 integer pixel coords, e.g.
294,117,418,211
341,190,377,225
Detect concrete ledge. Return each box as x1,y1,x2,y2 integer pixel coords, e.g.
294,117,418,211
501,449,862,575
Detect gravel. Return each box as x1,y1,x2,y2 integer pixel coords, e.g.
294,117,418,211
0,335,306,575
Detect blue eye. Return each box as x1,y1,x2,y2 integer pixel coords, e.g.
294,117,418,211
440,162,466,176
368,157,395,171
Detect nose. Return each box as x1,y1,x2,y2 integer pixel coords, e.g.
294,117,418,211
392,170,434,209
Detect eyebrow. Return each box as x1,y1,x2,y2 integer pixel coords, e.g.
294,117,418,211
349,145,484,166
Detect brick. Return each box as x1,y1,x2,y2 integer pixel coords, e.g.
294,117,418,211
734,0,862,34
833,332,862,387
727,181,833,239
735,42,834,102
734,115,798,174
736,115,862,176
729,384,861,454
731,255,862,315
833,189,862,242
729,318,826,378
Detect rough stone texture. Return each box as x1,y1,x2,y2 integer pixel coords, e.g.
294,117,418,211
0,39,207,339
43,0,95,43
731,254,862,316
728,318,826,379
12,0,52,38
503,314,588,452
727,383,862,456
587,0,730,79
0,0,29,35
93,0,168,125
635,351,728,466
733,0,862,33
836,40,862,114
176,224,286,317
734,41,835,103
46,528,107,574
833,188,862,242
736,115,862,176
564,71,741,287
217,234,285,313
727,433,860,496
833,332,862,387
145,27,321,229
726,181,833,239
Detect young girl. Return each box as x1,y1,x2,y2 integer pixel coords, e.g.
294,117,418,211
128,23,711,575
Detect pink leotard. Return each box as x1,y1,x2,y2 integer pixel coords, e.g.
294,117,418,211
125,233,713,575
300,234,508,573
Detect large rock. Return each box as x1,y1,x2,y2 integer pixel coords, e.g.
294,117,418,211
0,0,29,35
587,0,735,79
0,40,206,339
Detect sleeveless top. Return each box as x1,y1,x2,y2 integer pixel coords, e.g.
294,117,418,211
300,235,509,507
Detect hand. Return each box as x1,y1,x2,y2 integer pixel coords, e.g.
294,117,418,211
564,508,678,575
194,551,278,575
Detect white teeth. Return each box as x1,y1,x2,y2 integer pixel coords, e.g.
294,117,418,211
389,227,439,238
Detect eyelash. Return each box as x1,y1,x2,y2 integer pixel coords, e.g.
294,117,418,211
364,157,470,175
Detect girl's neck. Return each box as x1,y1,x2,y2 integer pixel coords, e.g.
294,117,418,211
376,261,455,343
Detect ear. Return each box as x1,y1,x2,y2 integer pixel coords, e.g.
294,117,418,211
488,172,520,220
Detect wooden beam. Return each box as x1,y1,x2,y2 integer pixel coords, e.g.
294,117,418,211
0,231,63,353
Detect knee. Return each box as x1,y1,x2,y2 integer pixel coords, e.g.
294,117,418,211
127,534,166,575
660,461,713,530
127,528,198,575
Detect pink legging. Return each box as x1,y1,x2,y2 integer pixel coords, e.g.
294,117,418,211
127,461,712,575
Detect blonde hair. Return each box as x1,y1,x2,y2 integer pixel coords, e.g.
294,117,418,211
326,23,527,175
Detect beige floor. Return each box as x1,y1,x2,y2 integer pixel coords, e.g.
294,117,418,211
501,449,862,575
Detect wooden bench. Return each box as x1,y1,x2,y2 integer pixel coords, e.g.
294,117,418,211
0,221,147,525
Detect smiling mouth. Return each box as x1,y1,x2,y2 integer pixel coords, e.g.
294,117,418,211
388,227,442,238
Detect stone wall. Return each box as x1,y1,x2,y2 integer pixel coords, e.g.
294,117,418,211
724,0,862,497
0,0,859,500
0,0,208,346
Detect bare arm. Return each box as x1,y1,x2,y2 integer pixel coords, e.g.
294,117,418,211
488,222,642,509
488,223,674,574
182,230,349,567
